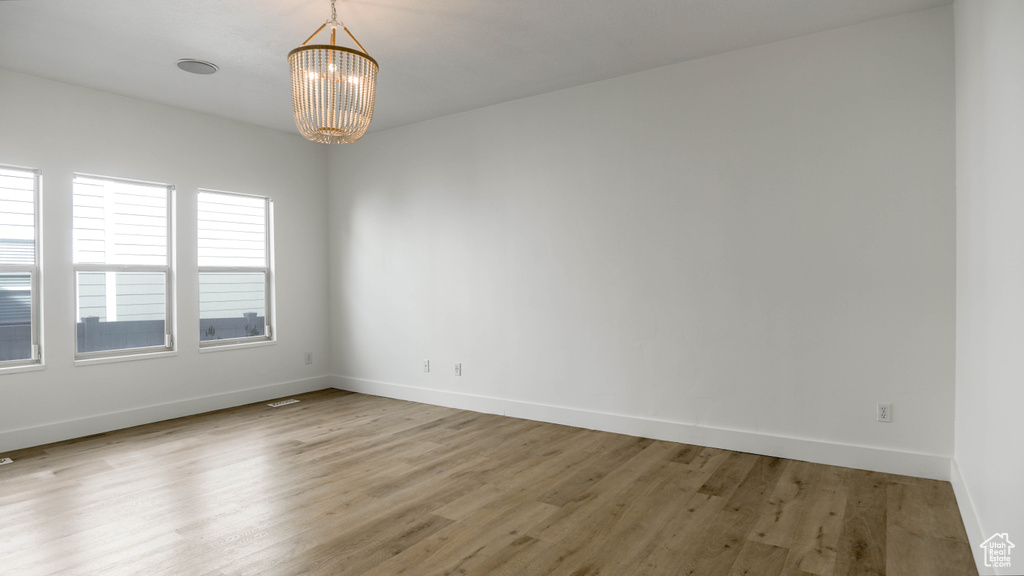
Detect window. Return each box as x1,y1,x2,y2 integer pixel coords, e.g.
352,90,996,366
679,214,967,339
0,166,41,367
197,190,274,346
73,175,174,358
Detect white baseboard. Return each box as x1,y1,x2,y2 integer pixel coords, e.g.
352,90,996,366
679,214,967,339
0,375,332,453
951,458,989,575
331,375,951,480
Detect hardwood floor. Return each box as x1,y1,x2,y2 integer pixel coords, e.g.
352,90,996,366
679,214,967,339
0,389,977,576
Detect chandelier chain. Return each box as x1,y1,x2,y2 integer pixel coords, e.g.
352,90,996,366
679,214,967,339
329,0,341,28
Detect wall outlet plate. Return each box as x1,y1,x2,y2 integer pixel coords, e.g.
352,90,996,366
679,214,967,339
455,362,462,376
877,403,892,423
423,359,430,372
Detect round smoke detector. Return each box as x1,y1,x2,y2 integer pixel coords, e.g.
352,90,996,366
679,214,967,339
177,59,219,75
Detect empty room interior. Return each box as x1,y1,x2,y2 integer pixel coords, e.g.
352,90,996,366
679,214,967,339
0,0,1021,574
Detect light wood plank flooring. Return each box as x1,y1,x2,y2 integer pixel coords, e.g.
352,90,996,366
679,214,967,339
0,389,977,576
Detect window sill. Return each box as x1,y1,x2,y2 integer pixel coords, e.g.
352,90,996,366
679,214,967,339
75,349,177,367
0,362,45,376
199,339,276,353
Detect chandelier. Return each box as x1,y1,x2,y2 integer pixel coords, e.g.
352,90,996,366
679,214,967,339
289,0,378,144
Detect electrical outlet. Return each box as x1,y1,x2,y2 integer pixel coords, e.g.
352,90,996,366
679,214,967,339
0,457,13,466
877,403,892,423
455,362,462,376
304,352,313,365
423,359,430,372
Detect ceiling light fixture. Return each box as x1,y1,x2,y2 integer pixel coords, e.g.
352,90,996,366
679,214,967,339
177,59,219,75
289,0,379,144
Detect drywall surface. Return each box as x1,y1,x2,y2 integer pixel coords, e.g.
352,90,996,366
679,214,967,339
954,0,1024,573
0,70,331,451
328,9,956,476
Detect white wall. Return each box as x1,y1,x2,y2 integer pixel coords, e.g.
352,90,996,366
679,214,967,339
954,1,1024,573
328,8,955,478
0,70,331,451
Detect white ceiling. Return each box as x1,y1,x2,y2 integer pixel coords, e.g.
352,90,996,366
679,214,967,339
0,0,951,136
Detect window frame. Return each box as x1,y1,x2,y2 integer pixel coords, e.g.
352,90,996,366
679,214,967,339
72,174,176,361
197,189,275,349
0,165,43,370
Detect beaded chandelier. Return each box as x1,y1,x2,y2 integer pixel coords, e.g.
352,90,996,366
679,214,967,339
289,0,378,144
